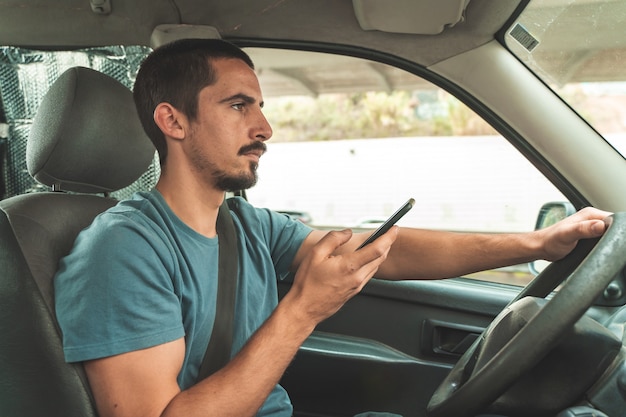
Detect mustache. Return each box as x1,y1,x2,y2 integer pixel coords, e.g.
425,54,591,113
238,141,267,156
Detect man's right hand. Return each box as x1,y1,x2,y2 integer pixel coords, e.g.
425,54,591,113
285,226,398,325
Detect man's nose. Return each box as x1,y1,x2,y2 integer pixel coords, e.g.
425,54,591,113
253,109,273,141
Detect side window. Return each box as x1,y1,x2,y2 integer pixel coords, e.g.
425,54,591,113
245,48,567,286
0,46,158,200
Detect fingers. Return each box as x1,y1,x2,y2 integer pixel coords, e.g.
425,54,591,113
340,226,399,292
309,226,398,269
314,228,385,287
287,226,398,325
571,207,612,224
354,225,399,266
308,229,353,260
587,219,608,236
566,207,611,239
542,208,611,261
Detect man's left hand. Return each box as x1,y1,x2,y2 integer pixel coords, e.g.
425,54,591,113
538,207,612,262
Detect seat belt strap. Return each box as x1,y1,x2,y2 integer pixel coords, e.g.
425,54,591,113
197,198,239,381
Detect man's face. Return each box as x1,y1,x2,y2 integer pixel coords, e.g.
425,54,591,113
186,57,272,192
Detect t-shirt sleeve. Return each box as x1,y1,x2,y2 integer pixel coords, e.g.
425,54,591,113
228,197,313,278
54,211,185,363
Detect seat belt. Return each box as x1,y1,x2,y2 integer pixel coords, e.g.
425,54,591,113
197,198,239,381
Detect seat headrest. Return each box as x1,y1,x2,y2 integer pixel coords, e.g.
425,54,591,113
26,66,155,194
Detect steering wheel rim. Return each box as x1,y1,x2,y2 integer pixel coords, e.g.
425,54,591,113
426,212,626,417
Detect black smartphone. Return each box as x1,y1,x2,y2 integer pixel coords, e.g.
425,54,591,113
356,198,415,250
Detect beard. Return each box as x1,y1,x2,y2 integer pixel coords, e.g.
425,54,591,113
214,162,259,192
189,138,266,192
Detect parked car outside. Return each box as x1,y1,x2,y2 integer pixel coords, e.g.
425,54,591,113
277,210,314,225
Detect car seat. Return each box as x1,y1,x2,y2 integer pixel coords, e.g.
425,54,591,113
0,66,155,416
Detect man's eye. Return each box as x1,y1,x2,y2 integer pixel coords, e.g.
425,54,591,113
231,103,244,110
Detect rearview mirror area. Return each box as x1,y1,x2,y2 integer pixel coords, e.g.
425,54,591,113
530,201,576,275
534,201,576,230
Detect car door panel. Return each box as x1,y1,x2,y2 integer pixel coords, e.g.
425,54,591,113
278,277,519,416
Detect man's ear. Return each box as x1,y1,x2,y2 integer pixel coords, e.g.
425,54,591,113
154,103,187,140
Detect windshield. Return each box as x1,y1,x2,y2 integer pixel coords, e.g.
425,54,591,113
505,0,626,157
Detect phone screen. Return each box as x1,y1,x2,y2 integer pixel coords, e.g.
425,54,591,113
356,198,415,250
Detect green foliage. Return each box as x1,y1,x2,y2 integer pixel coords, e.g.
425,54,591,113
263,89,497,142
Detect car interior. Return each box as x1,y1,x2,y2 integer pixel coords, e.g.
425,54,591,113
0,66,155,416
1,1,626,417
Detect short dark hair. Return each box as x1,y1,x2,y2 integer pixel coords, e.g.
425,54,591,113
133,38,255,165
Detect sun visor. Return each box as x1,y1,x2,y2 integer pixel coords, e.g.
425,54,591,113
150,24,221,48
353,0,471,35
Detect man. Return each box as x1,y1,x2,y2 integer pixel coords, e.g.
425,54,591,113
54,39,610,417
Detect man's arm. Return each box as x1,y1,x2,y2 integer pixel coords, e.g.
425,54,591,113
297,207,611,281
84,228,398,417
375,206,610,280
85,302,313,417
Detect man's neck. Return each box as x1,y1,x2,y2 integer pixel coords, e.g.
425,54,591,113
155,174,224,238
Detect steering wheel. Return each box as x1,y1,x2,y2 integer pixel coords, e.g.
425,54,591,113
426,212,626,417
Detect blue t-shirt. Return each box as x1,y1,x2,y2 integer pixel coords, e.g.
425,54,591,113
54,190,312,416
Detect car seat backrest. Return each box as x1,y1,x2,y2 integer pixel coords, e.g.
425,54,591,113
0,66,155,417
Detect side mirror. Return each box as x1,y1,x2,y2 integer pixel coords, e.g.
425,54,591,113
530,201,576,275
